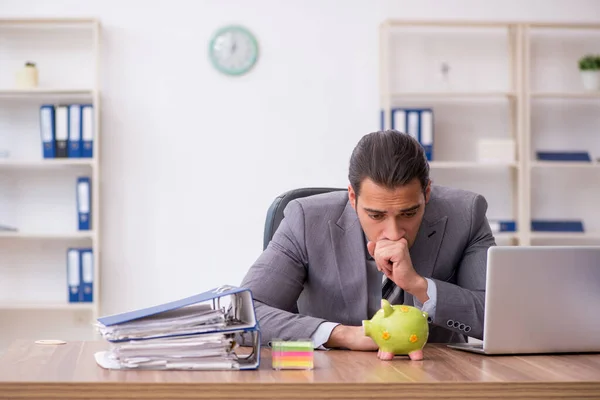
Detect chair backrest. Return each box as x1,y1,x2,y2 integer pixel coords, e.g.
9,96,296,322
263,187,346,250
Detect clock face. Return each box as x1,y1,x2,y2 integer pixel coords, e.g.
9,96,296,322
209,25,259,76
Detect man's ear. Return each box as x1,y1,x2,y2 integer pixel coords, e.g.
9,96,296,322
348,184,357,211
424,180,432,204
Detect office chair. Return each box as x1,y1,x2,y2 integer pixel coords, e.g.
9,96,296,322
263,187,346,250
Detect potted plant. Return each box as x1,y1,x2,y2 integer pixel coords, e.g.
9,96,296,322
578,54,600,91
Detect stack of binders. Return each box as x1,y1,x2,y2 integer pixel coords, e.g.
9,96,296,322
39,104,94,159
388,108,434,161
94,285,261,370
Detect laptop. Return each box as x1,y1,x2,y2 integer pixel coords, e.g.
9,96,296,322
448,245,600,355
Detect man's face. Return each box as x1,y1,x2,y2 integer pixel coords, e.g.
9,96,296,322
348,177,430,248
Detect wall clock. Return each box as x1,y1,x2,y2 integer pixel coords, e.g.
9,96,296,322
209,25,259,76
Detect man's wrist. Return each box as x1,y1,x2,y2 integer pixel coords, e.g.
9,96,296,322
324,324,347,348
407,275,429,304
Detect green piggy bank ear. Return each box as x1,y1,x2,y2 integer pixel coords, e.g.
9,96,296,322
381,299,394,317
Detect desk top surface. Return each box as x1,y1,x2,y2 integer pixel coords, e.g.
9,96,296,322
1,341,600,399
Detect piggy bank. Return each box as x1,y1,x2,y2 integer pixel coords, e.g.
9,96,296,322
362,299,429,361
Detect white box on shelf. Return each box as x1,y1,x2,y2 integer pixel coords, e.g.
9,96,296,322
476,138,515,164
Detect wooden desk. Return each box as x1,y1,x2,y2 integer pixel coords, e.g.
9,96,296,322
0,341,599,399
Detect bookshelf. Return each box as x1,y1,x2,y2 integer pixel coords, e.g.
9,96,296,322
0,18,101,348
379,20,600,247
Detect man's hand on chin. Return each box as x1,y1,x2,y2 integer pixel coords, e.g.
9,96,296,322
324,325,378,351
368,238,430,304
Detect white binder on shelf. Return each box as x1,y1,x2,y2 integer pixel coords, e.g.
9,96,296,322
77,177,91,230
39,105,55,158
81,104,94,158
420,109,433,161
67,248,81,302
68,104,82,158
55,105,69,158
81,248,93,302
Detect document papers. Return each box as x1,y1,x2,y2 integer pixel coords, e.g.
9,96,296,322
94,285,261,370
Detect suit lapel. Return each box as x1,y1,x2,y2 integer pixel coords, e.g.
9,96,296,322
405,210,448,305
329,201,369,323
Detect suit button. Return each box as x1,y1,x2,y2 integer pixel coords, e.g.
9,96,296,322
453,321,460,328
447,319,454,327
459,324,465,330
465,325,472,333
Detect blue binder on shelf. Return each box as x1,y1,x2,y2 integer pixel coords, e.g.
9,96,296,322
68,104,82,158
390,107,434,161
80,248,93,302
67,248,81,302
531,220,584,232
536,151,591,162
95,285,261,370
489,220,517,233
81,104,94,158
39,105,56,158
77,177,91,230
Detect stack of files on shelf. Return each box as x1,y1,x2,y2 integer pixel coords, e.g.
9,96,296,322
390,108,434,161
39,104,94,159
94,285,261,370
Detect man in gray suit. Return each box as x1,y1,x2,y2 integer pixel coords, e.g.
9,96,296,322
240,130,496,359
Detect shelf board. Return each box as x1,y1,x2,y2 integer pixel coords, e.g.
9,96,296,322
531,161,599,168
429,161,518,169
389,91,516,99
0,88,94,98
0,159,95,169
0,18,98,25
493,232,519,239
530,232,600,240
0,232,94,240
0,302,94,311
530,92,600,99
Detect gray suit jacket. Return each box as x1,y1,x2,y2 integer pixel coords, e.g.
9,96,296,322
240,185,496,345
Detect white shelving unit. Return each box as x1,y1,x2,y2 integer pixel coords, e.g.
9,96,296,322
380,20,600,247
524,22,600,245
0,18,101,348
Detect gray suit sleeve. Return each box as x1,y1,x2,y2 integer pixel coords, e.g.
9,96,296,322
430,194,495,340
239,200,327,346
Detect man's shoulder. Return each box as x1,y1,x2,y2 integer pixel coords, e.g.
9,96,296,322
427,185,487,220
292,190,349,214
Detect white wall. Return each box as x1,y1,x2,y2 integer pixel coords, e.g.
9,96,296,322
2,0,599,321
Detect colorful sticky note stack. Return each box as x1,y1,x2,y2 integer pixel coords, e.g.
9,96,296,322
271,339,314,370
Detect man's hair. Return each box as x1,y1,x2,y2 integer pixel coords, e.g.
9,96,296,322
348,130,430,196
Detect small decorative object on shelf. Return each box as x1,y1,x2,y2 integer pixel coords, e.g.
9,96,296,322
578,54,600,91
439,61,452,91
15,61,39,89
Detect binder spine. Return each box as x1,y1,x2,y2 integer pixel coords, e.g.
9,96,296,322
67,248,81,302
40,105,56,158
68,104,82,158
81,248,93,302
55,105,69,158
81,104,94,158
77,177,91,230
